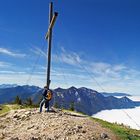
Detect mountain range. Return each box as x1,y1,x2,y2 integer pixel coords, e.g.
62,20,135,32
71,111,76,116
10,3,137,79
101,92,131,97
0,84,139,115
0,84,18,89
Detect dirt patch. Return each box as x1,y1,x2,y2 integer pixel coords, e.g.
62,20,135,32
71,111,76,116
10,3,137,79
0,108,118,140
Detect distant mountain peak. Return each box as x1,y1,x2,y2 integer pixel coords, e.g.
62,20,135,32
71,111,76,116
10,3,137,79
120,96,133,102
78,87,88,90
54,87,65,91
101,92,131,97
0,84,18,89
68,86,77,90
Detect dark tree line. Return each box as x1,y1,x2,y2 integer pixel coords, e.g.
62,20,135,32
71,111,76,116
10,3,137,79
14,96,75,111
14,96,35,107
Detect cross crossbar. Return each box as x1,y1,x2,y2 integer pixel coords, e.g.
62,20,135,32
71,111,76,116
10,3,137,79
45,12,58,40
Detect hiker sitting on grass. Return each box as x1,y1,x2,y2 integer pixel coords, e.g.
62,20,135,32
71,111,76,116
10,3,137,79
39,85,53,113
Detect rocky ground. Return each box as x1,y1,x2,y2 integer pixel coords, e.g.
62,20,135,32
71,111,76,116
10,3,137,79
0,108,119,140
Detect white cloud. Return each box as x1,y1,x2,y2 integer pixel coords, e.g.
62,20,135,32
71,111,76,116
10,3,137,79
93,106,140,130
30,46,47,58
0,72,45,88
0,70,16,74
0,46,140,95
0,70,26,74
0,47,26,57
52,47,82,66
0,61,13,68
52,48,140,95
113,65,126,71
88,62,127,78
52,48,128,80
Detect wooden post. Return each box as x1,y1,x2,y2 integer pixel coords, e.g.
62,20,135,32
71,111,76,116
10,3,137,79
45,2,58,89
46,2,53,88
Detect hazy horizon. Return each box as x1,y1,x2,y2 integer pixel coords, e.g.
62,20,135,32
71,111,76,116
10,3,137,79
0,83,140,96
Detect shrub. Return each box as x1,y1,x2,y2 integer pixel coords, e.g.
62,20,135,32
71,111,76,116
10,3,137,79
14,96,22,105
69,101,75,111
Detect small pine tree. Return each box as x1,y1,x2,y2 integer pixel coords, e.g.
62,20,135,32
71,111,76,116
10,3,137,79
54,102,59,108
37,96,43,107
69,101,75,111
0,105,2,110
14,96,22,105
25,97,33,106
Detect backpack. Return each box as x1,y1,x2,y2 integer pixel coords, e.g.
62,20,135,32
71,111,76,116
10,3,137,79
46,90,53,101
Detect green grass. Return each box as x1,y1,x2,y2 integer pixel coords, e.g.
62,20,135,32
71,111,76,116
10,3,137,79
0,104,37,116
11,104,24,110
91,117,140,140
0,105,11,116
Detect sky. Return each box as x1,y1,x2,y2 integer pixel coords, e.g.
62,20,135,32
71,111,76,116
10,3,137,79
0,0,140,95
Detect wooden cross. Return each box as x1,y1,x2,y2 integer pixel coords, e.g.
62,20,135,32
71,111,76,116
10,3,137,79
45,2,58,89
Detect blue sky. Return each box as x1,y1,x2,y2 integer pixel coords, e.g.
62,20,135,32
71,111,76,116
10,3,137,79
0,0,140,95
